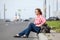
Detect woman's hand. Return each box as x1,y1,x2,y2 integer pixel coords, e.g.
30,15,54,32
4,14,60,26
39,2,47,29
36,25,41,27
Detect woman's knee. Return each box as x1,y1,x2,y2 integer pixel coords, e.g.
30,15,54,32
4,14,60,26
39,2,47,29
28,23,34,28
29,23,34,25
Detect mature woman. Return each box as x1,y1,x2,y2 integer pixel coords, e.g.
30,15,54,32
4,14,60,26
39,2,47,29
14,8,46,38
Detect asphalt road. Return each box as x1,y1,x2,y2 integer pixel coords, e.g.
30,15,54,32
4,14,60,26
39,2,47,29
0,21,38,40
0,20,60,40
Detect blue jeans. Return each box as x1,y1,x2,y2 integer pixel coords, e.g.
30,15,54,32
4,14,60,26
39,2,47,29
19,23,41,37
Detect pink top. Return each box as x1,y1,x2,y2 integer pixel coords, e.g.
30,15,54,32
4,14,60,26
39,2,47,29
34,15,46,25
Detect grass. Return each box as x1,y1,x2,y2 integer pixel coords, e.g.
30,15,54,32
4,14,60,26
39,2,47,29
46,21,60,32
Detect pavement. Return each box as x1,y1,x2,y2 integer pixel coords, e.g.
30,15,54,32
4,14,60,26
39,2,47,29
0,20,60,40
38,33,60,40
0,20,38,40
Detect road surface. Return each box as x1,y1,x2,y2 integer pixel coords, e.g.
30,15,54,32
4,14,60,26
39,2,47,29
0,20,38,40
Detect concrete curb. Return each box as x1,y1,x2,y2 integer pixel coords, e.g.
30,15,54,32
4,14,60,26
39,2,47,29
38,33,48,40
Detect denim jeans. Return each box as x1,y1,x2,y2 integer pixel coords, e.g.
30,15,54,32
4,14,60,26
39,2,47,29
19,23,41,37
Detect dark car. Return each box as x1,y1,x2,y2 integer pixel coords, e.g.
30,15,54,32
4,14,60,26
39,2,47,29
24,19,30,21
47,17,60,21
5,19,11,22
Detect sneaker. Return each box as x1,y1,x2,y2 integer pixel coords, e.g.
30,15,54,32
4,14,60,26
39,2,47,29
14,34,21,38
22,35,28,38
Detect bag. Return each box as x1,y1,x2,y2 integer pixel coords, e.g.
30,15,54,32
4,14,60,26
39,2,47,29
40,24,51,33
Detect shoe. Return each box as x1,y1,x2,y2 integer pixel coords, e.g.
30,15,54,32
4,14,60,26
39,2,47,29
14,34,21,38
22,35,28,38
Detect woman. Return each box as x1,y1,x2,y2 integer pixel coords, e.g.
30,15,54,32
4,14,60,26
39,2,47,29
14,8,46,38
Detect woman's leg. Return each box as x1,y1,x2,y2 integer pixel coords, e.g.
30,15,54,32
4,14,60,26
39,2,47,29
24,23,41,37
30,23,41,33
18,23,33,37
18,23,41,37
18,28,29,36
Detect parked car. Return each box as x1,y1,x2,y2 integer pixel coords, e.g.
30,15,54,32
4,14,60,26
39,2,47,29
47,17,60,21
5,19,11,22
24,19,30,21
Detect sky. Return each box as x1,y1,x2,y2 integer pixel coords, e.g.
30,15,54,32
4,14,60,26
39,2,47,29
0,0,60,20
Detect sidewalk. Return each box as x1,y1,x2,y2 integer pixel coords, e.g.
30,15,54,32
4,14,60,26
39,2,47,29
38,30,60,40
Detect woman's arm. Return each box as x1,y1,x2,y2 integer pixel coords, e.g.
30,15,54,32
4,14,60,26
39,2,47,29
36,16,46,27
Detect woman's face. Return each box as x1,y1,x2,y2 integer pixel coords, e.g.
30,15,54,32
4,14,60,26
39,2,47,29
35,10,40,15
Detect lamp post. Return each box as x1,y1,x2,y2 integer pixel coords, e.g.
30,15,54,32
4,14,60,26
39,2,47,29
0,11,1,19
4,4,7,20
18,9,21,20
43,0,46,18
56,0,58,11
49,5,50,18
49,0,51,18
